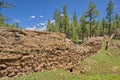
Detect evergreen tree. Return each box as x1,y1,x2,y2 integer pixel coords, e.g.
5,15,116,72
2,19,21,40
114,13,120,29
72,11,79,43
47,20,52,31
102,18,106,35
0,0,13,27
0,12,10,27
106,0,114,37
73,12,78,27
0,12,5,27
95,19,101,36
85,1,99,37
15,21,20,28
80,14,86,42
52,23,59,32
63,5,71,37
0,0,13,9
54,9,61,31
73,12,79,37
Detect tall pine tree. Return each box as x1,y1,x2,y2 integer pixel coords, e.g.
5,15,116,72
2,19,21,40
85,1,99,37
72,11,79,43
63,5,71,37
54,10,61,32
102,18,106,35
80,14,86,42
114,13,120,29
106,0,114,37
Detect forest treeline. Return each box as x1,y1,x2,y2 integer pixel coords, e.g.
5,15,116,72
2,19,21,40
46,1,120,43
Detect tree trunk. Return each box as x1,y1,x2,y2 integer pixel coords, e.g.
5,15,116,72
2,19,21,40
105,34,115,50
82,32,84,43
108,20,111,37
90,18,92,37
103,25,104,36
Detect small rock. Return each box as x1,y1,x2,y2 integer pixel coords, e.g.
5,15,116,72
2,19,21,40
34,67,39,72
0,70,6,74
15,33,20,41
107,53,112,56
0,64,7,70
8,72,16,77
80,69,85,74
7,67,14,73
16,66,21,70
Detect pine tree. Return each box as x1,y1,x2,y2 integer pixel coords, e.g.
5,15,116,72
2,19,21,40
114,13,120,29
73,12,78,27
72,11,79,43
80,14,86,42
54,10,61,31
15,21,20,28
63,5,70,37
0,12,10,27
0,0,13,27
85,1,99,37
96,19,101,36
0,0,13,9
102,18,106,35
106,0,114,37
47,20,52,31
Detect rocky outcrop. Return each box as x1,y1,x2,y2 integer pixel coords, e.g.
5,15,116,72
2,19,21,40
0,27,103,77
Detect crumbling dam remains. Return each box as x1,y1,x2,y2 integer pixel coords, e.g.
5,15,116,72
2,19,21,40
0,28,103,77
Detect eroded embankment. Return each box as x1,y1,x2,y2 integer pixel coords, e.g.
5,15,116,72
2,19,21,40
0,28,103,77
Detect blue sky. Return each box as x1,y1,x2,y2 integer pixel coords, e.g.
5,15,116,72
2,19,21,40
1,0,120,30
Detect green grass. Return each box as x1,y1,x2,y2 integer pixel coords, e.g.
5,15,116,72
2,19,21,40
1,39,120,80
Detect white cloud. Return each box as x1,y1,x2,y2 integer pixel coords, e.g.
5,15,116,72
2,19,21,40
36,21,47,26
60,13,64,16
25,26,36,30
27,19,31,21
30,16,36,19
25,21,47,31
15,20,21,23
39,22,46,26
39,15,44,18
50,20,55,23
40,26,47,31
25,26,47,31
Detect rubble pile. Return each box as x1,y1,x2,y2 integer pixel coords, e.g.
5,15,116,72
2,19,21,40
0,28,103,77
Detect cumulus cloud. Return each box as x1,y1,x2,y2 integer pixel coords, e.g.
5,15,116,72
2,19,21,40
39,15,44,18
60,13,64,16
28,15,36,21
50,20,55,23
39,22,46,26
39,26,47,31
25,26,36,30
25,21,47,31
30,16,36,19
36,21,47,26
25,25,47,31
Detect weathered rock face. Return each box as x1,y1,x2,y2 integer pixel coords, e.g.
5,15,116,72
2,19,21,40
0,27,103,77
